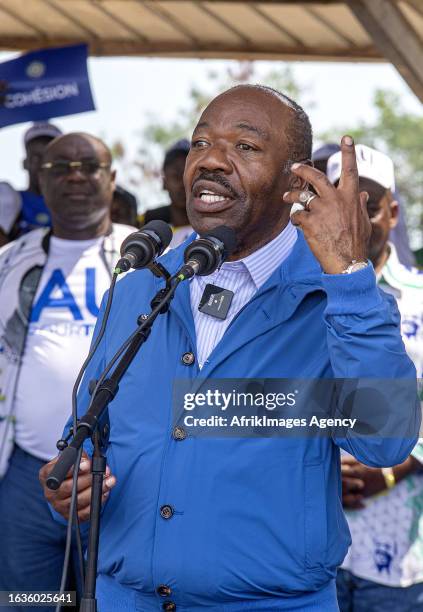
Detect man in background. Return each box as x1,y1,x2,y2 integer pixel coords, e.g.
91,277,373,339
312,142,340,174
327,144,423,611
0,132,134,609
111,184,139,227
313,141,415,268
144,138,192,247
0,122,62,245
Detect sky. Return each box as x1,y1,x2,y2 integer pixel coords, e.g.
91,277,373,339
0,52,422,210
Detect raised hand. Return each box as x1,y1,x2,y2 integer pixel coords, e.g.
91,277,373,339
283,136,371,274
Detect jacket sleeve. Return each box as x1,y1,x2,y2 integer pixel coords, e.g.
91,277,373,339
322,264,420,467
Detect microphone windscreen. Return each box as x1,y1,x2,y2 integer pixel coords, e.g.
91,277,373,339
144,220,173,250
205,226,237,257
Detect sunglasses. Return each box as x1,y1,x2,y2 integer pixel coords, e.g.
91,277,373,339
40,160,111,177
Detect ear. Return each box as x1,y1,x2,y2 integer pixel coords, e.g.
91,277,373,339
389,200,399,230
110,169,117,193
289,174,308,191
288,159,312,191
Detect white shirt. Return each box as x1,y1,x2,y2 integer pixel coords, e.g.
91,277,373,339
170,225,192,249
190,223,297,369
13,236,112,461
342,243,423,586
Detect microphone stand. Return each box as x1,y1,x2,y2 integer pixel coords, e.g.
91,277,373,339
80,430,104,612
47,269,180,612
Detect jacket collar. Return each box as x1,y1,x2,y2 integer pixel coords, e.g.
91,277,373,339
156,231,324,373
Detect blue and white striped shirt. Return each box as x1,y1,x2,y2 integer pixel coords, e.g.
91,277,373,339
190,222,298,368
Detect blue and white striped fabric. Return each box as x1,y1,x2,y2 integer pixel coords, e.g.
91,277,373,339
190,222,298,368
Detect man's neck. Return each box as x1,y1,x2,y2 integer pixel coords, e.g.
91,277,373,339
228,217,289,261
52,217,111,241
373,244,391,275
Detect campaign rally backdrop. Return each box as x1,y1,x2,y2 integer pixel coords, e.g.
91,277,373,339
0,44,95,127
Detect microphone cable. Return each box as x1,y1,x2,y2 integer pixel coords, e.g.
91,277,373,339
55,271,120,611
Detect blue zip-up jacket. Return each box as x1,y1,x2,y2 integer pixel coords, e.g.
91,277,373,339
69,233,419,609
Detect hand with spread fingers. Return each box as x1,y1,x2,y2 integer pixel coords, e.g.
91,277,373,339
283,135,372,275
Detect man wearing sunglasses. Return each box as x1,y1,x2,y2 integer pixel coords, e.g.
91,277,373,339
327,145,423,611
0,133,135,608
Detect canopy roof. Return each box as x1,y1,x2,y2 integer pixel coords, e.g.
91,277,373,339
0,0,422,100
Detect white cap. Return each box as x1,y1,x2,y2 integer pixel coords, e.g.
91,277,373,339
327,144,395,192
24,122,62,146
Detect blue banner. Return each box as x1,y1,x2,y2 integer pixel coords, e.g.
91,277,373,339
0,44,95,127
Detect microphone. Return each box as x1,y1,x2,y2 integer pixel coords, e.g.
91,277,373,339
177,226,237,280
117,220,173,272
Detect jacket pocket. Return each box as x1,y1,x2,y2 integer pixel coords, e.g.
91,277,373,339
304,462,328,569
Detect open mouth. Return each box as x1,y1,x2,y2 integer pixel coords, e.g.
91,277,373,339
192,189,235,214
65,192,89,200
191,179,237,213
198,189,230,204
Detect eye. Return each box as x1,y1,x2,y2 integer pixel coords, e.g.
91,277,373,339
237,142,256,151
191,139,209,149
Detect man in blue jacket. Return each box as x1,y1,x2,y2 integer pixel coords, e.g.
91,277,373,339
40,85,419,611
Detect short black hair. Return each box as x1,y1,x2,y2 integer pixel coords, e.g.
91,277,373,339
112,185,139,226
114,185,138,211
163,139,190,169
229,84,313,174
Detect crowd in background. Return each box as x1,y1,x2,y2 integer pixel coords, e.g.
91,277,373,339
0,117,422,612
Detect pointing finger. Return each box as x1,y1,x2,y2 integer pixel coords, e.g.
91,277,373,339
338,135,359,193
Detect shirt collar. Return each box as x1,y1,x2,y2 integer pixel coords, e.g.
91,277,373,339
220,222,298,290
